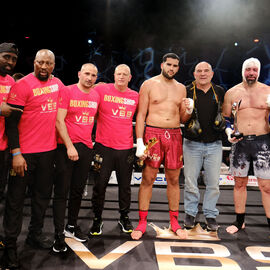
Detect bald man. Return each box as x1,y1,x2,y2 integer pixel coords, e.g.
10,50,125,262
89,64,139,236
2,49,65,268
52,63,99,253
183,61,225,232
223,58,270,234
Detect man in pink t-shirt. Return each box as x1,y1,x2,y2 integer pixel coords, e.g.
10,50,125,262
0,43,21,256
0,43,21,202
89,64,139,236
2,49,64,269
52,63,99,253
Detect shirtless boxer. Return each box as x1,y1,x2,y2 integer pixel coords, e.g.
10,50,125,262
131,53,193,240
223,57,270,234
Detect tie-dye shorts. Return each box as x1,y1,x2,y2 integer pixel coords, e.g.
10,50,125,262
229,133,270,179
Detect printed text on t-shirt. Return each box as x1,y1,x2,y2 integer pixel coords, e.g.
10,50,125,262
32,84,59,96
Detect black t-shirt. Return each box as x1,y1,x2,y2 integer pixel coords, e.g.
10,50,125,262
183,82,225,143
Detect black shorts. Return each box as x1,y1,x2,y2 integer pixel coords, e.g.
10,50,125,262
230,134,270,179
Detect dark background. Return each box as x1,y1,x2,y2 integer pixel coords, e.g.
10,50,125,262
2,0,270,90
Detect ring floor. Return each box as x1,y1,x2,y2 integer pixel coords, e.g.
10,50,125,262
0,182,269,270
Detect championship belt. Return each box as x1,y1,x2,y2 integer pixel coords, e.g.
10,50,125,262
10,169,16,176
137,137,158,167
93,154,103,172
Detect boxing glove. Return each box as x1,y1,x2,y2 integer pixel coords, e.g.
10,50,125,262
213,101,226,131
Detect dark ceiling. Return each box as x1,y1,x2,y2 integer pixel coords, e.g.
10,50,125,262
3,0,270,49
2,0,270,88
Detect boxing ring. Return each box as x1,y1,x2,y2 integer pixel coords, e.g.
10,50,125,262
106,122,259,187
5,126,267,270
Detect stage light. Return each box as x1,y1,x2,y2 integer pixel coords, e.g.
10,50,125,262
234,42,238,46
253,38,260,43
88,39,93,44
25,36,30,39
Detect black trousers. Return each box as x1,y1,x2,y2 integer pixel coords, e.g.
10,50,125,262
91,143,134,217
0,149,10,197
53,143,93,233
3,150,55,247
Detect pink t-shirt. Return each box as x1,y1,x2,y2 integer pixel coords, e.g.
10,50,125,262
7,73,64,154
57,84,100,148
95,83,138,150
0,74,15,150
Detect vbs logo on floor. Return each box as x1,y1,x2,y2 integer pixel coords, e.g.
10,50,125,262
66,223,270,269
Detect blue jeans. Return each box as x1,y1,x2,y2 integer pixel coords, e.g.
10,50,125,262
183,139,222,218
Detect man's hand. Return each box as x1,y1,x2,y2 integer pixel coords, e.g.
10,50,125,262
67,145,79,161
225,128,242,144
12,154,27,177
93,82,106,88
0,103,23,117
183,98,194,114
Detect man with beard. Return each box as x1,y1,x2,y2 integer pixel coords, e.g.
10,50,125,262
182,62,225,232
0,43,21,200
131,53,193,240
223,58,270,234
0,43,22,248
1,49,65,269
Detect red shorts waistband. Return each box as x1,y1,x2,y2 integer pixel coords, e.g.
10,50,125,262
145,125,181,134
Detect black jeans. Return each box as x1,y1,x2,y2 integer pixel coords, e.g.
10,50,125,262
91,143,134,218
53,143,93,233
3,150,55,247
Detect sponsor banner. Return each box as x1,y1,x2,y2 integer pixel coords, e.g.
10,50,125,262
108,172,258,187
133,172,166,185
219,174,258,187
108,172,167,185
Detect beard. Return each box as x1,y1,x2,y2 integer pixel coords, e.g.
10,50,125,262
0,65,13,76
162,69,175,80
36,72,49,81
246,77,257,85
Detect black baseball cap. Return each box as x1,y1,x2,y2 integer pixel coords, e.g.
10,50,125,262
0,43,19,55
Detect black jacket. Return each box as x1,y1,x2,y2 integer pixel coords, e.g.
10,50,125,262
183,82,225,143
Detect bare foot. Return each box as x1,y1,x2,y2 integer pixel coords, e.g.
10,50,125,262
176,228,188,239
131,230,143,240
226,223,245,234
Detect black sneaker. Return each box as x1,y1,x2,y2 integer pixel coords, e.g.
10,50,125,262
205,218,219,231
118,215,133,233
53,233,67,253
89,218,103,236
1,247,19,269
184,214,196,229
64,225,88,242
26,232,53,249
